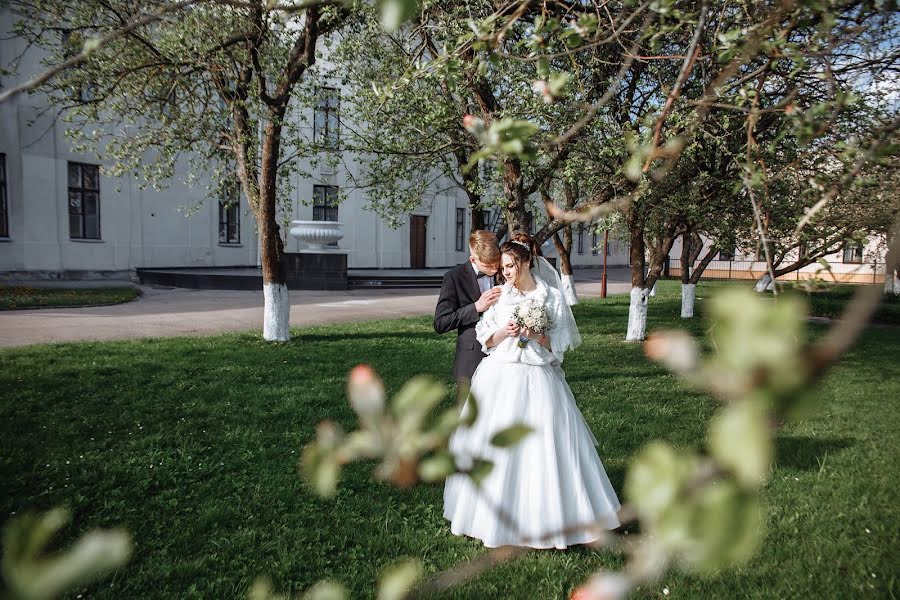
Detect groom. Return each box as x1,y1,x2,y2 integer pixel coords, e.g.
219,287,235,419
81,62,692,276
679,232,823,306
434,230,502,385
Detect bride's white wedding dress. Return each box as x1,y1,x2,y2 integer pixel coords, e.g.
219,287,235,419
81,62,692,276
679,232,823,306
444,265,621,549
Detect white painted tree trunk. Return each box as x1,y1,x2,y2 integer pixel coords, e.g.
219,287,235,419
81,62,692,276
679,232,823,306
560,273,578,306
681,283,696,318
625,287,649,342
754,273,774,292
263,282,291,341
884,269,900,295
648,280,657,297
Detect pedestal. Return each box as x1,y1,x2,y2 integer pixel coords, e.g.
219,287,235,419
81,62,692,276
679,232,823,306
283,251,348,291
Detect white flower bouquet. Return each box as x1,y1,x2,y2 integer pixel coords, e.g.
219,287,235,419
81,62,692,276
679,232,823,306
511,298,552,348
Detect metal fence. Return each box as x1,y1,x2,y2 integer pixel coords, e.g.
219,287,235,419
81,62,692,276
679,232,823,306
667,258,887,284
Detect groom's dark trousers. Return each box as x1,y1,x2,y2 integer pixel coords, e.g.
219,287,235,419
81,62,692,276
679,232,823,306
434,262,487,383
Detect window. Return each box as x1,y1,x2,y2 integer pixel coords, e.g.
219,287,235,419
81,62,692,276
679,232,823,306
455,208,465,251
843,242,863,264
591,230,598,256
0,154,7,238
60,31,93,102
718,248,734,261
577,224,585,255
68,162,100,239
314,87,340,146
218,184,240,244
481,210,492,231
313,185,338,222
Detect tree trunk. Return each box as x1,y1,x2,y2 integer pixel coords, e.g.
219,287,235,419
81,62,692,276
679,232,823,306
679,231,693,317
681,283,696,318
885,267,900,295
502,158,527,235
259,115,290,341
754,272,774,292
626,215,648,341
552,229,578,305
626,287,649,341
680,231,692,285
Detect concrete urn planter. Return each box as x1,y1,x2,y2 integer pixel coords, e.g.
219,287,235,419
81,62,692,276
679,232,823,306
289,220,344,250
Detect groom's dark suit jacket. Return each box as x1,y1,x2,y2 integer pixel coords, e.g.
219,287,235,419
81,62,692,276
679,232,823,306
434,262,491,382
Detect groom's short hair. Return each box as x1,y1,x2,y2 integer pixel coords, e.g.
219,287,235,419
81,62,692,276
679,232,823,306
469,230,500,264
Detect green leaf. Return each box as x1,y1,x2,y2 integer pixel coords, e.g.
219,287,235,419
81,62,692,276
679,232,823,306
379,0,418,33
688,482,762,571
3,509,132,600
460,393,478,427
301,440,343,499
82,37,102,54
468,458,494,484
431,407,462,437
625,442,694,522
303,580,349,600
548,72,569,97
313,457,340,498
708,399,773,488
391,375,445,429
418,452,457,482
377,559,423,600
536,57,550,79
490,424,534,448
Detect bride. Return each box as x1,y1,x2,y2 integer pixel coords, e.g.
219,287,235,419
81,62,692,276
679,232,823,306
443,234,621,549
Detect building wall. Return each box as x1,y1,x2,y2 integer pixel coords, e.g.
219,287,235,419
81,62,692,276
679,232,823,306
668,235,888,284
0,8,475,277
0,7,624,277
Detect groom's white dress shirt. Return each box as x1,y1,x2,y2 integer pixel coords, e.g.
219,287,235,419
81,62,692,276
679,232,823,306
472,262,493,294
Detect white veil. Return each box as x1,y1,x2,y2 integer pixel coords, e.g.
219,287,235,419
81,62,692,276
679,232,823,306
534,255,583,353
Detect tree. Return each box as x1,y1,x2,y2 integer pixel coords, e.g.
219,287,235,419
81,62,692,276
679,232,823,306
10,0,354,341
468,0,899,340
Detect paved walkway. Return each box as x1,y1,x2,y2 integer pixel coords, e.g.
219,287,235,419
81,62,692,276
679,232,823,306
0,269,631,347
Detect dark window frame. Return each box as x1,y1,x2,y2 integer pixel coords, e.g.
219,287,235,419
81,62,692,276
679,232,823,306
480,210,492,231
591,230,598,256
313,184,339,222
0,154,7,238
843,242,863,264
718,248,735,261
60,31,94,102
455,207,465,252
313,87,340,147
577,224,585,255
67,162,101,240
218,184,241,244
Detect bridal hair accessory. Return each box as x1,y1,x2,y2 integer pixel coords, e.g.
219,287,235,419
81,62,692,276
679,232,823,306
510,240,531,252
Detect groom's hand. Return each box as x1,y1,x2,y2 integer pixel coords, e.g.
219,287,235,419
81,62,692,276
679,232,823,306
475,287,502,313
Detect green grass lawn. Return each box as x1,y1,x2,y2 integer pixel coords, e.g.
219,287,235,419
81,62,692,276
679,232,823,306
0,286,140,310
1,280,897,598
796,282,900,324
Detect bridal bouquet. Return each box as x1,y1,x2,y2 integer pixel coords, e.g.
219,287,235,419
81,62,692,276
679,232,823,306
511,298,552,348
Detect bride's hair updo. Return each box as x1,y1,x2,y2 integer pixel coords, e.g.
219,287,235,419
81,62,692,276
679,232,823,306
498,233,541,284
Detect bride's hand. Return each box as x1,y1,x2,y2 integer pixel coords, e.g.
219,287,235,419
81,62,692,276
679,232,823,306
505,320,521,338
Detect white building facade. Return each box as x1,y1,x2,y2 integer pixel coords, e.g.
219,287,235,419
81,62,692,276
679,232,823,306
0,6,633,280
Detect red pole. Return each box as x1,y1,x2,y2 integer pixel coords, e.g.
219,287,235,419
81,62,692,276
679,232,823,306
601,230,609,298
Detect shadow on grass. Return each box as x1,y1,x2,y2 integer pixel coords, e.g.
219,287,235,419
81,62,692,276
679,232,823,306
295,331,442,343
774,435,855,471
